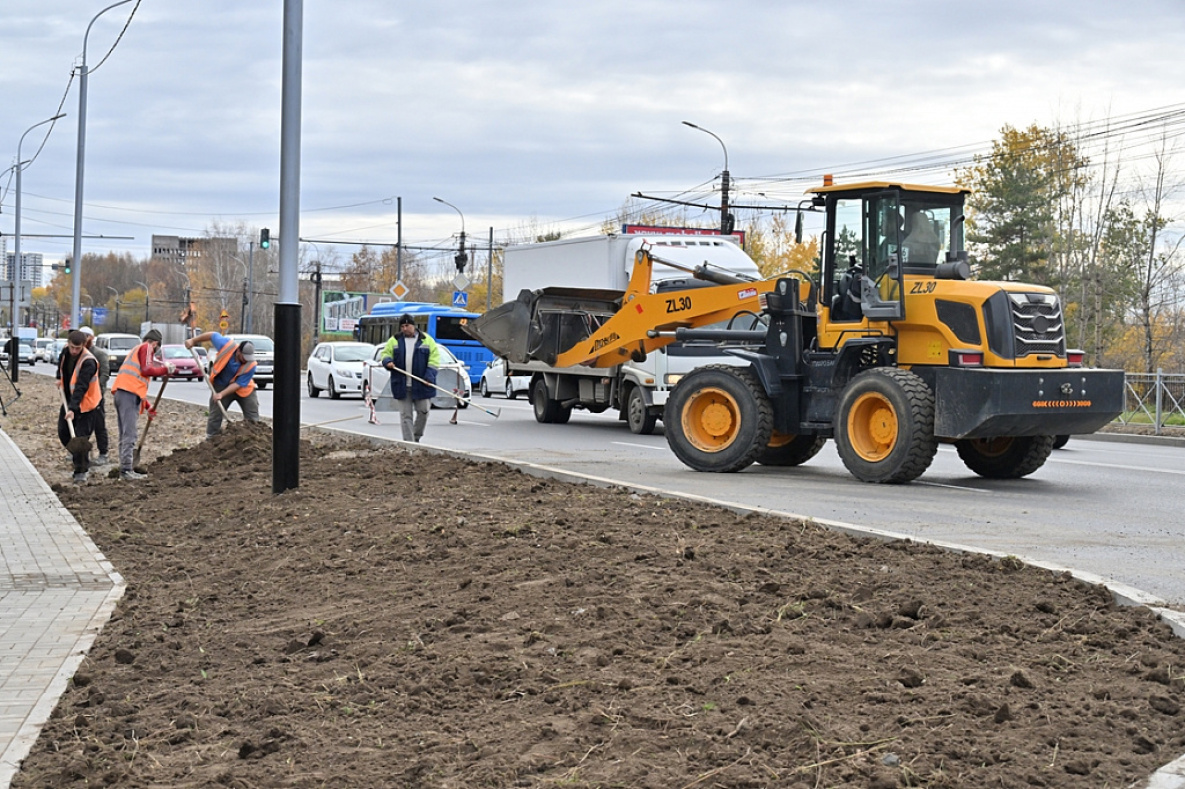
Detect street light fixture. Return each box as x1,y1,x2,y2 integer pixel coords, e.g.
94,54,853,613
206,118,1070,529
106,285,120,331
682,120,734,236
70,0,135,332
134,279,149,324
433,196,468,273
9,112,66,383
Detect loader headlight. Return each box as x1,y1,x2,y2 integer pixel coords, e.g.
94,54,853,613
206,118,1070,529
665,373,684,386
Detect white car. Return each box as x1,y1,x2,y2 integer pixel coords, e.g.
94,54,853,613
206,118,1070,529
306,341,375,399
362,343,471,410
34,338,56,363
479,357,530,399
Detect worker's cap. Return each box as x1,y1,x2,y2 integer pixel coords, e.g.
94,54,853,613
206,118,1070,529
143,329,163,344
238,341,256,362
399,313,416,326
78,326,95,337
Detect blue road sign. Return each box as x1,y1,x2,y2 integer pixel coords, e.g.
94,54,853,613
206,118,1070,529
452,290,469,309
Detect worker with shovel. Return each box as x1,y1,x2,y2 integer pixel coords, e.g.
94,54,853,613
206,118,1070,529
111,329,174,481
186,331,259,438
56,330,102,484
381,313,441,443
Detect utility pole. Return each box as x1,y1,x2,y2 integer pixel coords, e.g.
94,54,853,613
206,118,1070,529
682,121,734,236
240,278,248,333
311,261,323,344
396,196,403,283
487,227,494,311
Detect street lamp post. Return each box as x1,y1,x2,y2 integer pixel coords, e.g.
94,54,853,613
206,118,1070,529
134,280,149,325
106,286,120,332
682,121,734,236
71,0,134,332
10,112,66,383
433,197,468,274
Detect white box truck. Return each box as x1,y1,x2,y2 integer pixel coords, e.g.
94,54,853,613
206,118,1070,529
484,234,764,434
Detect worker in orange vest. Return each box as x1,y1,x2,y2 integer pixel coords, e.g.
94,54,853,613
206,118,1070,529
56,330,103,484
186,331,260,438
110,328,173,481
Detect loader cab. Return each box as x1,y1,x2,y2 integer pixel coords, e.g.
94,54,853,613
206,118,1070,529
814,180,968,333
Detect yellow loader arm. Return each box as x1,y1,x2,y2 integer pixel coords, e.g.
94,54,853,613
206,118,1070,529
552,248,775,369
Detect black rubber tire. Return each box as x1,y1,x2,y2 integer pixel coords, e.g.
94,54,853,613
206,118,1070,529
626,386,657,435
1052,434,1070,450
505,381,516,400
835,368,937,483
480,379,490,398
307,374,320,398
532,377,567,424
328,376,340,399
665,365,772,473
755,433,827,467
956,435,1055,478
258,381,269,390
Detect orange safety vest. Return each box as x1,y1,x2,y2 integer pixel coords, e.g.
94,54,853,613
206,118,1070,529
60,349,102,413
112,342,154,399
211,341,257,397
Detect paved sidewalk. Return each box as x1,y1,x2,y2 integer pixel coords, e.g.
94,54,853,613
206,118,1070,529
0,428,125,787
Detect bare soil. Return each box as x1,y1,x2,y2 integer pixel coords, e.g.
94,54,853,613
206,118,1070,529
2,372,1184,788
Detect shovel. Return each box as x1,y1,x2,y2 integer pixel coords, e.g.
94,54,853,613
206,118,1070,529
58,386,93,455
396,367,501,420
191,346,231,421
133,376,168,468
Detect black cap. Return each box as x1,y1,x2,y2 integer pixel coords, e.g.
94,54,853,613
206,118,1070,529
144,329,163,344
399,314,415,326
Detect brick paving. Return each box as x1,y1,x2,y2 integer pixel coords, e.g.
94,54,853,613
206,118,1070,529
0,428,124,787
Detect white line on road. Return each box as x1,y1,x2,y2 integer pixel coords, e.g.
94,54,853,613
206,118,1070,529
612,441,666,450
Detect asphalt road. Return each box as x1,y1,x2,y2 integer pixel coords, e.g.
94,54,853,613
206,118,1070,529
32,365,1185,607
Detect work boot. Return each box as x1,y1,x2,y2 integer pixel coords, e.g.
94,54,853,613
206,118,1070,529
120,469,147,481
72,471,88,484
93,453,110,466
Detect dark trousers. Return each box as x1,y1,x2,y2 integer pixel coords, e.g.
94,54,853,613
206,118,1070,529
58,408,97,473
93,397,109,456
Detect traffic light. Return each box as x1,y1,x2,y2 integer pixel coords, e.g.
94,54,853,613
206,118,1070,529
260,228,270,249
63,261,71,275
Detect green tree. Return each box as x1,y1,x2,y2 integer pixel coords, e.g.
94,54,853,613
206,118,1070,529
958,124,1088,286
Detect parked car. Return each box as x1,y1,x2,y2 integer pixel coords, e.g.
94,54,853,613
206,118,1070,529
192,346,209,374
93,332,141,374
50,338,68,364
362,342,471,410
225,334,274,389
479,356,530,400
306,341,375,399
157,344,204,381
34,338,56,363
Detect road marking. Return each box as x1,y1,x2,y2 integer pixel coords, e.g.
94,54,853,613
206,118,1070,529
1051,458,1185,475
612,441,665,450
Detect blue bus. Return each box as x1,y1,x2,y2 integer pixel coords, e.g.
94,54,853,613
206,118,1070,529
356,301,493,385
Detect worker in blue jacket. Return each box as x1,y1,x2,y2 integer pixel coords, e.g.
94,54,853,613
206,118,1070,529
381,314,441,442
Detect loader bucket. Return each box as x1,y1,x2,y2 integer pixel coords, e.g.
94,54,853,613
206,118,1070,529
465,288,622,366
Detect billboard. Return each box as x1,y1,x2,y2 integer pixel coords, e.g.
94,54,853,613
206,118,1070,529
320,291,393,334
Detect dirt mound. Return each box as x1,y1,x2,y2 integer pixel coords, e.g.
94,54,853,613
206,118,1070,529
2,373,1183,788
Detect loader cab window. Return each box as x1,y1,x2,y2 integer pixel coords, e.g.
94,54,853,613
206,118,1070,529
829,198,865,321
899,197,962,274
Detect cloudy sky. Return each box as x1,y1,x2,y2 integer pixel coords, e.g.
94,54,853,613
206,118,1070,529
3,0,1184,271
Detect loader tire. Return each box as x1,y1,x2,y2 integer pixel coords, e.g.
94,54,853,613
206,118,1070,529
665,365,772,473
626,385,658,435
836,368,937,484
756,432,826,467
956,435,1055,479
532,377,572,424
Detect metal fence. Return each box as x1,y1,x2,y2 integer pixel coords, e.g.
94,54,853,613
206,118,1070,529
1116,372,1185,433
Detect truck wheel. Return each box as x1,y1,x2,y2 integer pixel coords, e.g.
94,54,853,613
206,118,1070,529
626,386,657,435
532,377,571,424
1052,434,1070,449
756,432,826,466
836,368,936,483
956,435,1055,478
665,365,772,472
307,374,320,398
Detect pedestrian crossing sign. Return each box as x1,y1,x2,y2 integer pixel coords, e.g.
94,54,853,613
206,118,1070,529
452,290,469,309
